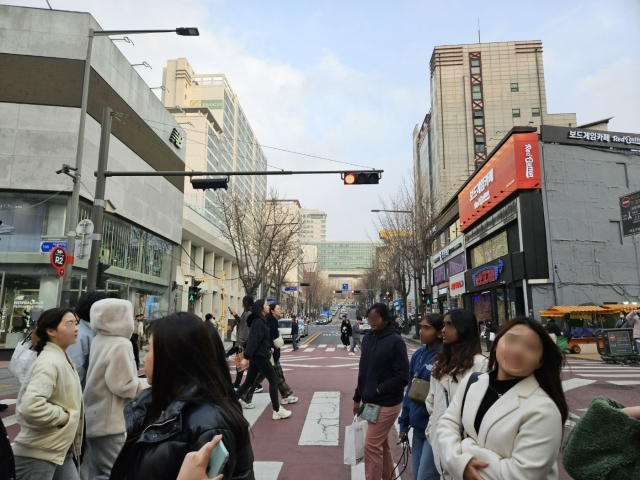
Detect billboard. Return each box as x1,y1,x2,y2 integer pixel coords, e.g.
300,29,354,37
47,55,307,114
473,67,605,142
620,189,640,237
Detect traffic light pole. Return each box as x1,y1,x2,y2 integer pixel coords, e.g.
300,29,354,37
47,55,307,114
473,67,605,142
86,107,113,293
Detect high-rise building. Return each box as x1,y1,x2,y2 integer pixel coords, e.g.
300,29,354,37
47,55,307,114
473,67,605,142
414,40,577,213
301,209,327,243
162,58,268,228
312,242,381,290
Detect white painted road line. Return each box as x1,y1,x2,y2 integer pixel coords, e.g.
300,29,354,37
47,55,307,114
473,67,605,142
563,378,597,391
242,393,272,428
305,348,315,352
2,415,17,427
254,461,284,480
578,374,640,377
608,380,640,385
327,363,360,368
278,364,321,368
298,391,340,446
326,348,335,352
319,344,327,348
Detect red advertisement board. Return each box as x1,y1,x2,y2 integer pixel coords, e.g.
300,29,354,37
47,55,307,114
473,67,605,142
459,133,541,232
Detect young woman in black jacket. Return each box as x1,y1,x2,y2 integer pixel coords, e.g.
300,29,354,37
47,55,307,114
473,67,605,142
353,303,409,480
108,312,254,480
340,317,353,349
235,299,292,420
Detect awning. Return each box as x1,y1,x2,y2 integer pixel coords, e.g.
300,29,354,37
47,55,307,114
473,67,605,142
600,304,637,314
539,309,566,317
540,305,607,315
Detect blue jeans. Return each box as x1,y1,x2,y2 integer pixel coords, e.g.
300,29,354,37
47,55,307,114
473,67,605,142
412,431,439,480
292,335,298,350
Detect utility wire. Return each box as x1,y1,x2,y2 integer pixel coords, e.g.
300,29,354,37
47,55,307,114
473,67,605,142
142,117,376,170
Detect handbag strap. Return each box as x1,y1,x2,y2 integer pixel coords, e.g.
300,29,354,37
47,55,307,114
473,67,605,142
413,347,428,380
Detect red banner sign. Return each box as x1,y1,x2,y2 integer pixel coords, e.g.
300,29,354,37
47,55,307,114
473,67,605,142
459,133,541,232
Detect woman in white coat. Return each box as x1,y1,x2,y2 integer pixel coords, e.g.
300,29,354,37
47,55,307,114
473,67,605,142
426,309,488,478
437,316,568,480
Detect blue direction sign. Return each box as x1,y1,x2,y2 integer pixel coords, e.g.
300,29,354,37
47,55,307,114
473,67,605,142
40,241,68,253
266,297,277,303
284,286,298,292
342,283,348,293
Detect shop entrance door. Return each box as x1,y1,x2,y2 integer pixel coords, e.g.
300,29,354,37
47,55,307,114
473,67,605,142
473,291,492,324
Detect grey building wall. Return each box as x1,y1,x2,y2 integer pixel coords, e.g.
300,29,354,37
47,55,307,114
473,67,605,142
0,6,185,244
542,142,640,306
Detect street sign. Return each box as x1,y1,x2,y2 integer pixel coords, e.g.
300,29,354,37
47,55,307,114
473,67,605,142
50,246,67,271
342,283,348,293
408,301,412,313
620,189,640,236
266,297,277,304
283,286,298,292
40,241,67,253
74,219,94,259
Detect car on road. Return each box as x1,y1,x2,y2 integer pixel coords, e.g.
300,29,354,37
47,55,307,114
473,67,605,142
278,319,301,343
298,320,308,337
316,314,329,325
360,320,372,334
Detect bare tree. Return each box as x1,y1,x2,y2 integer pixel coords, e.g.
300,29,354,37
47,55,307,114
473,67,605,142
302,269,333,317
216,186,300,297
266,216,303,309
374,172,435,330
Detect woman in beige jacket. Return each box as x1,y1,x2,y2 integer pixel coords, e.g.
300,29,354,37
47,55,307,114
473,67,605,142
437,317,568,480
13,308,83,480
425,309,488,479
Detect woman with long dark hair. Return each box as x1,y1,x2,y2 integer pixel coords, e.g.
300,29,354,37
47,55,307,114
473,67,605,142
425,309,488,479
109,312,253,480
437,316,568,480
235,299,292,420
13,308,83,480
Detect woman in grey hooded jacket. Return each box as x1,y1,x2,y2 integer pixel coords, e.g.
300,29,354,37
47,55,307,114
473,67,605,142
84,299,149,480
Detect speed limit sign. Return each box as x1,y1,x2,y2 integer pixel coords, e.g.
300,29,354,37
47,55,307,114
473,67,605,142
50,246,67,271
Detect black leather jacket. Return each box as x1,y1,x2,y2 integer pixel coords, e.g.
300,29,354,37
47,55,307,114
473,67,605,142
110,384,254,480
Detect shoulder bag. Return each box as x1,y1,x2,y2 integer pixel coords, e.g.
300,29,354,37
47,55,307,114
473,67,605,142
358,403,381,424
408,348,431,403
273,335,285,349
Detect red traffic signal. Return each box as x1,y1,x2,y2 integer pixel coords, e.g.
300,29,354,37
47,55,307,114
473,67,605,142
343,172,379,185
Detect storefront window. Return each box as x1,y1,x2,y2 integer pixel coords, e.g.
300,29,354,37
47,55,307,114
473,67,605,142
448,253,466,276
473,291,492,323
78,203,172,279
433,264,447,284
470,231,508,268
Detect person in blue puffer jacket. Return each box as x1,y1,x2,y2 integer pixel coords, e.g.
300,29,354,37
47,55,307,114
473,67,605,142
398,313,444,480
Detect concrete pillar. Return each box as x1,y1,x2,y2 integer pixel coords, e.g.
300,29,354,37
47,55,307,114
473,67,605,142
39,276,61,311
213,256,225,320
195,246,205,318
180,240,192,312
203,251,215,318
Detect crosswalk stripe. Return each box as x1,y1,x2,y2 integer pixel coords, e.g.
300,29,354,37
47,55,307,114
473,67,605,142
608,380,640,385
242,393,272,428
326,348,335,352
305,348,315,352
2,415,17,427
254,461,284,480
319,344,327,348
563,379,596,391
298,391,340,446
578,374,640,377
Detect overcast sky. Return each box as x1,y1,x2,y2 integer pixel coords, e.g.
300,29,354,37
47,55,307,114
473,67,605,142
9,0,640,241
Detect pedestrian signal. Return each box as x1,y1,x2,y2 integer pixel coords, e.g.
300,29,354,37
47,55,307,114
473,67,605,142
188,286,202,302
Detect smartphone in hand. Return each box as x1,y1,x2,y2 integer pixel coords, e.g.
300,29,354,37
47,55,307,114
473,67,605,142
206,439,229,478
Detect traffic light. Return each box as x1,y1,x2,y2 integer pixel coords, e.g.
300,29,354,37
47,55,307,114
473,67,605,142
97,262,111,287
420,288,431,305
191,177,229,190
334,290,343,294
343,172,379,185
188,286,202,302
351,290,362,295
300,282,310,287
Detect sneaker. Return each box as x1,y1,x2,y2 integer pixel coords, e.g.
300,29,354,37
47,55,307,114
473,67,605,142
0,404,8,412
349,352,356,356
255,386,264,393
240,400,255,409
281,396,298,404
273,407,292,420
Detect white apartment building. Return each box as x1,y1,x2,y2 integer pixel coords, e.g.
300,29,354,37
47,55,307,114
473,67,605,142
414,40,577,213
301,209,327,243
161,58,270,324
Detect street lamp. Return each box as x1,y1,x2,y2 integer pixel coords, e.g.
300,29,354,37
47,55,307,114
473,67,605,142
59,26,199,307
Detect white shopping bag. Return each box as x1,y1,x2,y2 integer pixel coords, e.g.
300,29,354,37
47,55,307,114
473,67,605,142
344,415,368,466
9,336,37,383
